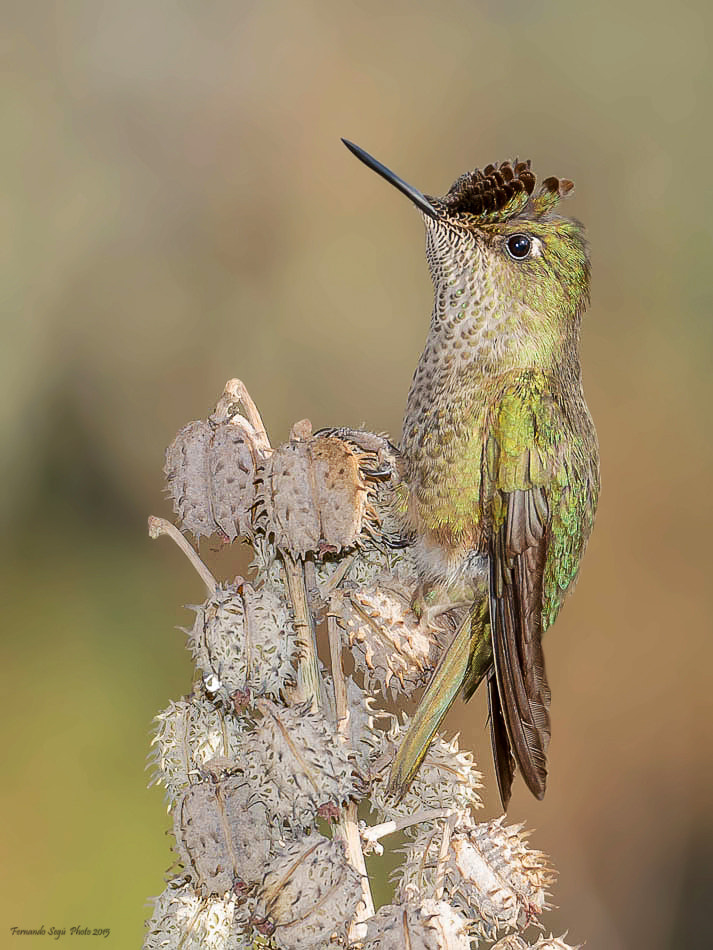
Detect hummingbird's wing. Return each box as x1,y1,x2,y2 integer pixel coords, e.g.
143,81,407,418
484,375,558,805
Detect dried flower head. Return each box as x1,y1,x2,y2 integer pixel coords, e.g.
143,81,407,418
187,581,297,703
241,699,361,828
173,772,275,896
361,900,472,950
149,693,247,806
253,832,362,950
398,816,554,940
255,425,376,557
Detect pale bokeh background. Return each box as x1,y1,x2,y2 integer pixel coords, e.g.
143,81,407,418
2,2,712,947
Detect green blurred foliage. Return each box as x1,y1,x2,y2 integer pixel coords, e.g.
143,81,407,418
2,1,712,946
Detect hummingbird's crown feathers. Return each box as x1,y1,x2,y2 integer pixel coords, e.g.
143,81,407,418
431,159,574,223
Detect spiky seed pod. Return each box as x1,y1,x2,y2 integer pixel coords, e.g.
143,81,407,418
331,574,453,698
164,420,213,538
208,418,262,541
361,900,472,950
242,699,361,828
256,425,376,557
164,405,266,542
334,545,415,587
249,534,284,589
143,880,250,950
252,832,362,950
173,772,276,896
531,937,581,950
371,718,482,821
397,817,554,941
187,581,297,703
489,938,529,950
149,693,247,806
490,937,580,950
316,425,409,547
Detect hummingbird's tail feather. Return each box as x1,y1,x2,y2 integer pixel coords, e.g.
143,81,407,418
387,600,491,800
488,672,516,809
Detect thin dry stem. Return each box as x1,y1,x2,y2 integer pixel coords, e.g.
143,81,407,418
281,552,325,710
433,812,457,901
328,613,375,924
221,378,271,453
362,809,456,847
147,516,217,594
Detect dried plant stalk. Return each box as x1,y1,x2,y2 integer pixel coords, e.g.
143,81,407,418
143,379,580,950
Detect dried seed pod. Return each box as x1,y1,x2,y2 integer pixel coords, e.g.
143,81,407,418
253,832,362,949
371,718,482,820
187,581,297,703
490,938,529,950
256,428,374,557
361,900,471,950
243,699,361,828
143,879,248,950
173,773,274,896
531,937,581,950
331,574,452,698
149,693,247,806
165,402,267,542
397,816,554,940
491,937,580,950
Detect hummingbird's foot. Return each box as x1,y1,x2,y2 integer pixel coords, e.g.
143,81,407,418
411,581,470,629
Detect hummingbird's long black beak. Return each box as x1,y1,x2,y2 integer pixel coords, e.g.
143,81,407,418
342,139,438,219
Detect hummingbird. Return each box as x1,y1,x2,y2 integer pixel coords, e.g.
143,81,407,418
342,139,599,808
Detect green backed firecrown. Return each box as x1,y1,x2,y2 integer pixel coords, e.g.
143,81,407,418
343,140,599,807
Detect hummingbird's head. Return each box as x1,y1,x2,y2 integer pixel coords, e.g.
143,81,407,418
343,140,590,370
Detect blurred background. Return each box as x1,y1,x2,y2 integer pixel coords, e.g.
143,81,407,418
2,1,711,946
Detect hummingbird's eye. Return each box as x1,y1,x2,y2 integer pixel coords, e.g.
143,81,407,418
505,234,532,260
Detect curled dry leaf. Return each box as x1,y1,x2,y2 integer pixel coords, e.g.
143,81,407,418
253,832,362,950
